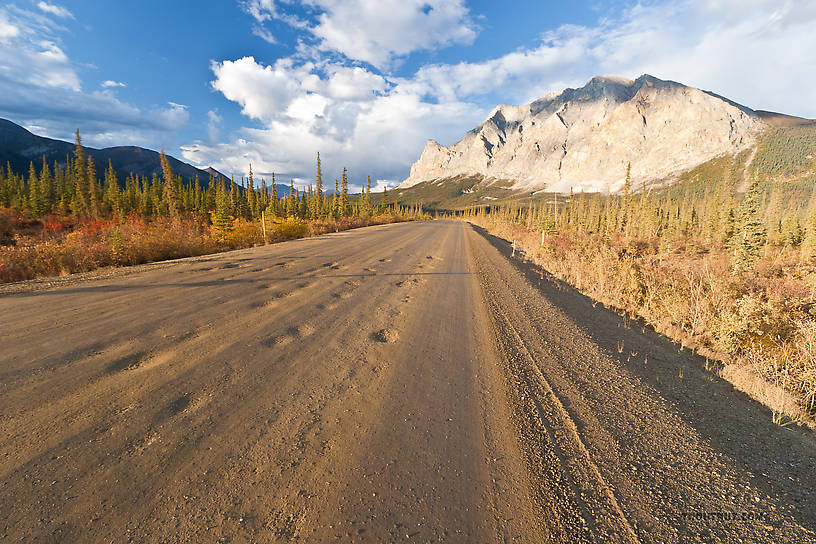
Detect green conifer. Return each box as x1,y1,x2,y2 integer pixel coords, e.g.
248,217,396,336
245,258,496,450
732,178,766,273
72,129,89,216
213,178,233,236
340,167,349,216
160,151,180,217
103,159,120,215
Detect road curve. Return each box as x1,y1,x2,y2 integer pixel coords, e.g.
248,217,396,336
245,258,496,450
1,219,814,543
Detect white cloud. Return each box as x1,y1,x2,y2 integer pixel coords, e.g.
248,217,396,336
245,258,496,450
101,79,126,88
0,5,189,148
184,55,481,182
241,0,277,23
324,66,387,100
0,12,20,41
207,109,222,143
36,2,73,19
201,0,816,185
306,0,477,68
248,0,477,68
210,56,313,123
252,24,276,43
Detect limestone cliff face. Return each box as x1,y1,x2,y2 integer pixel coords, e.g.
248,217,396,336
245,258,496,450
400,75,764,193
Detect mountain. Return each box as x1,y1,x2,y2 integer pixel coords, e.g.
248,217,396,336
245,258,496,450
0,118,227,185
400,74,813,195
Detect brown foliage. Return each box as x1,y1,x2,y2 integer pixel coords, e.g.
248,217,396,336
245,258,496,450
472,215,816,415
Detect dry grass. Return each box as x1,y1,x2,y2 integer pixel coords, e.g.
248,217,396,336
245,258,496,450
470,216,816,422
0,209,415,284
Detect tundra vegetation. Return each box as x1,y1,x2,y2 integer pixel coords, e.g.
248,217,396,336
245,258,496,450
463,160,816,419
0,133,426,283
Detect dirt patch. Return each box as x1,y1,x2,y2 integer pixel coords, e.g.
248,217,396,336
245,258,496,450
371,328,399,343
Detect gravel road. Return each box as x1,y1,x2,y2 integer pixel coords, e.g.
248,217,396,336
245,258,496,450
1,220,814,543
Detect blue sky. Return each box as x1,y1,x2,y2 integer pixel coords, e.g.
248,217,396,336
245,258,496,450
1,1,814,190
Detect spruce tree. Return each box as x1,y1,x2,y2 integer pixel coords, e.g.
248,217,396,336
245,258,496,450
103,159,120,215
315,152,323,216
340,167,349,216
732,178,766,273
72,129,89,216
286,180,296,217
160,151,180,217
27,162,41,215
332,179,340,219
622,162,632,234
213,178,233,236
361,175,372,216
247,165,257,218
40,156,53,213
269,173,278,217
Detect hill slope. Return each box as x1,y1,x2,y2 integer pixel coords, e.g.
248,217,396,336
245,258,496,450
0,118,226,185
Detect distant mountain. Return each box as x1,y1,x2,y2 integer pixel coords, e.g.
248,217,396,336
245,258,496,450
400,74,814,194
0,118,228,186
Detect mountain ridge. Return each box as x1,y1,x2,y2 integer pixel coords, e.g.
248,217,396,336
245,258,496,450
0,118,228,186
400,74,812,194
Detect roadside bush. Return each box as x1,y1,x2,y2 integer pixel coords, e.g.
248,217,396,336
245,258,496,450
274,217,308,240
470,215,816,417
0,212,421,285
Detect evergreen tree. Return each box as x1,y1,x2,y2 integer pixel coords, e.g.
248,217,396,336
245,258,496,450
731,178,766,273
332,179,340,219
361,175,372,216
340,167,349,216
247,165,257,218
40,156,53,213
286,180,296,217
27,162,41,215
213,178,233,236
72,129,89,216
103,159,120,215
315,152,323,216
160,151,180,217
269,173,278,217
622,162,632,234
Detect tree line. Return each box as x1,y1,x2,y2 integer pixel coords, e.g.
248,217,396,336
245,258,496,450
0,131,393,225
462,163,816,272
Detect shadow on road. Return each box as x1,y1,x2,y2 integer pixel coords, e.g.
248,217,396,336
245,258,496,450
3,271,474,297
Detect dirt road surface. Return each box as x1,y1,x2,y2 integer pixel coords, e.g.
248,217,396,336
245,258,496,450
1,220,815,543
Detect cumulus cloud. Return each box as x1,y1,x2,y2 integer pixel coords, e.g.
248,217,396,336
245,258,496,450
306,0,477,68
0,5,189,148
246,0,477,68
198,0,816,185
36,2,73,19
184,55,481,183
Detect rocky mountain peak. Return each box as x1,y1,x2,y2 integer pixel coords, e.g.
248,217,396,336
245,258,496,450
400,74,767,193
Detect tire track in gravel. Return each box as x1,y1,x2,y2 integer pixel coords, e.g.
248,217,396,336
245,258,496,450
3,220,812,543
467,222,816,544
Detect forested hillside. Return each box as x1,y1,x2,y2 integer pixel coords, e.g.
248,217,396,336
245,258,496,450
0,132,425,282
